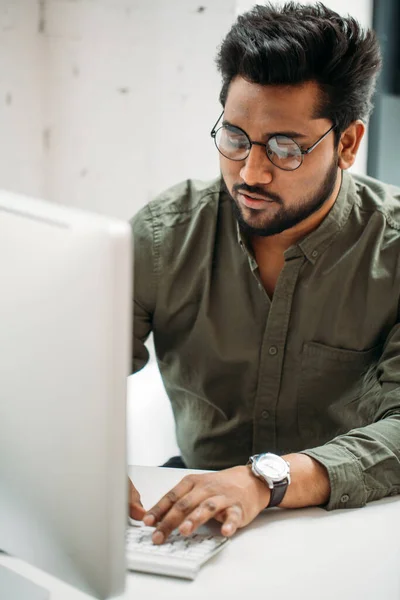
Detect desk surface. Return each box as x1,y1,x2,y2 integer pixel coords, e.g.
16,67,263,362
1,465,400,600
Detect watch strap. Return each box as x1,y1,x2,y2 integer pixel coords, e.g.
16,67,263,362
267,478,288,508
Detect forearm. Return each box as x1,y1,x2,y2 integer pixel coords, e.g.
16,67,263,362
301,413,400,509
278,453,331,508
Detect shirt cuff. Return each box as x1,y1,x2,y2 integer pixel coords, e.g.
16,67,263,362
300,444,368,510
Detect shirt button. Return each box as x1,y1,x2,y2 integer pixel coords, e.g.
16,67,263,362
340,494,350,503
268,345,278,356
261,410,270,420
311,250,318,258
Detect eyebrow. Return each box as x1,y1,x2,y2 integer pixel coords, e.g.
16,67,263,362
222,119,308,140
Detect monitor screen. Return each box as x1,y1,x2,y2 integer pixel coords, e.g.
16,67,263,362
0,190,132,599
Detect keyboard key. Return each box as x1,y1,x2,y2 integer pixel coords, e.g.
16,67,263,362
126,524,230,579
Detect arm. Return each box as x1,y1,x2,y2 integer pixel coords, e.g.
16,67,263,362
142,326,400,542
129,479,146,520
301,323,400,509
277,453,331,508
128,206,157,518
130,205,156,374
141,458,330,544
257,324,400,511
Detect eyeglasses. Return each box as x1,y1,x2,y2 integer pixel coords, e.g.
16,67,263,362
210,111,335,172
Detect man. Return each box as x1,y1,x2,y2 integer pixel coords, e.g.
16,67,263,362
129,2,400,545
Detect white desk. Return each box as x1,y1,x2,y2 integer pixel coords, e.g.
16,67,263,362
1,465,400,600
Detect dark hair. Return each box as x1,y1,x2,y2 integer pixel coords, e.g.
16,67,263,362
216,2,382,143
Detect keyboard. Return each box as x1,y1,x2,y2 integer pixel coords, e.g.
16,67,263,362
126,523,230,579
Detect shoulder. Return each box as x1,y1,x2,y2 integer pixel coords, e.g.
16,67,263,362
130,177,225,274
351,172,400,231
131,177,222,232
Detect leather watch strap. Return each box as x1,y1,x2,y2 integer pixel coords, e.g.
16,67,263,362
267,478,288,508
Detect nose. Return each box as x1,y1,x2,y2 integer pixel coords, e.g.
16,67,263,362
239,144,274,187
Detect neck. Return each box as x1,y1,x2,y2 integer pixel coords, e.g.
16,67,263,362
251,170,342,254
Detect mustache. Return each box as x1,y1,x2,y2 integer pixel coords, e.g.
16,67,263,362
233,183,282,204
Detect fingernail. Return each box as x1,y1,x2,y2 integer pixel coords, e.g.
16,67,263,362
222,523,234,536
180,520,193,535
143,514,155,526
152,530,164,544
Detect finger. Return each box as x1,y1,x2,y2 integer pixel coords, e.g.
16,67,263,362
130,501,146,520
178,495,227,536
213,509,226,524
151,488,213,543
220,504,243,537
129,479,142,504
143,476,195,527
129,480,145,520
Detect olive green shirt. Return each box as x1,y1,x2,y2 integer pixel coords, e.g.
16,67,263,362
131,170,400,510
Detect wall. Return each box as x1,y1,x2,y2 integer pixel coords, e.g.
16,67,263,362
368,1,400,187
0,0,235,219
0,0,372,221
0,1,45,198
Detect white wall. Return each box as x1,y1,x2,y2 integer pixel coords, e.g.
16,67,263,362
0,0,372,222
0,1,45,198
42,0,238,219
0,0,236,220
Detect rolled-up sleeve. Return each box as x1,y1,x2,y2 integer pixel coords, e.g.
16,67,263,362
301,323,400,510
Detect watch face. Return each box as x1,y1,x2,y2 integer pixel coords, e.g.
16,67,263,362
255,454,288,481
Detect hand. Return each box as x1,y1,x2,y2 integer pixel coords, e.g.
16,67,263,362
142,466,270,544
129,478,146,520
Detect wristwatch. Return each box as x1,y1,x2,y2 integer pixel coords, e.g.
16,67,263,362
248,453,291,508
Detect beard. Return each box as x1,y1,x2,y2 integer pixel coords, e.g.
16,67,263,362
225,156,339,238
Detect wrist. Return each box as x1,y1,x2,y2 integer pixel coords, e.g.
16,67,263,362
278,453,331,508
247,453,291,508
245,464,271,510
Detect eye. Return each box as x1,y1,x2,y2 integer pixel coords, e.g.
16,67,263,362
268,136,301,158
222,126,249,148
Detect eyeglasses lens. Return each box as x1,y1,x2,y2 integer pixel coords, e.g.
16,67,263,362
214,126,303,171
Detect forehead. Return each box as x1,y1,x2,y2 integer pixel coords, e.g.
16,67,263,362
224,76,326,133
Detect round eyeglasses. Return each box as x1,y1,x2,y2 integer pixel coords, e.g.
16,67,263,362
210,111,335,172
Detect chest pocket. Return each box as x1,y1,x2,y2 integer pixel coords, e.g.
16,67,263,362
297,341,382,448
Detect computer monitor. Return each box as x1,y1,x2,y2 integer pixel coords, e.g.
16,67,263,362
0,190,132,599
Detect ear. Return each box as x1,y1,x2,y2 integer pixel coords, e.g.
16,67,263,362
337,120,365,170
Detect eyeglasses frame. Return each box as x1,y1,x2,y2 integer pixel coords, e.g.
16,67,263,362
210,111,335,171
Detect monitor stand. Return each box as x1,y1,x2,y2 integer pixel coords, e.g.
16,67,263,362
0,561,49,600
